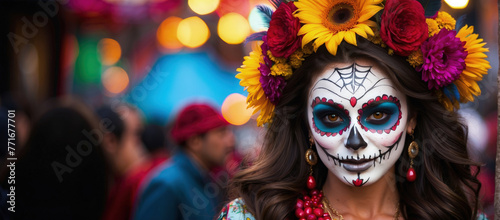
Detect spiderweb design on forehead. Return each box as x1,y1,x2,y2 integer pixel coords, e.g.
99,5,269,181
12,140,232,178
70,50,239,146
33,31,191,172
333,64,372,94
311,63,389,101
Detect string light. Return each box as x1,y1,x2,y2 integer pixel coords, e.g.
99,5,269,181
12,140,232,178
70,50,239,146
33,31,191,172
102,66,129,94
218,12,250,44
188,0,220,15
98,38,121,66
157,16,183,50
177,16,210,48
444,0,469,9
221,93,254,125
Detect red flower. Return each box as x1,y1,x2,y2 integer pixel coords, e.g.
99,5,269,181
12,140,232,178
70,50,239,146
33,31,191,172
380,0,428,56
267,2,301,59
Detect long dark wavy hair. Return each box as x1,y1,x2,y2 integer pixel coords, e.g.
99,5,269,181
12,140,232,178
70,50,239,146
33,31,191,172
228,37,481,219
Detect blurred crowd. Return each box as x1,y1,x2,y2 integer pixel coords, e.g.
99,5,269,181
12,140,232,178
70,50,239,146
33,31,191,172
0,96,256,220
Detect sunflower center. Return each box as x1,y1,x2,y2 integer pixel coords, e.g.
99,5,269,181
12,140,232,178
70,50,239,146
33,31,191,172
328,3,354,25
322,1,359,32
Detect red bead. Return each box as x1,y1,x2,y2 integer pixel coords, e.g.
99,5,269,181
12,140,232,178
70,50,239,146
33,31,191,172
311,189,319,196
407,167,416,182
296,199,304,209
305,207,313,215
307,176,317,189
313,208,324,216
295,208,305,218
300,219,306,220
323,213,329,217
318,218,324,220
305,201,311,207
307,214,317,220
324,217,331,220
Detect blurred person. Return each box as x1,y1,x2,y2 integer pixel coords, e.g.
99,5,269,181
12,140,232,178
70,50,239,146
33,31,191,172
141,123,170,163
3,97,108,220
133,103,235,220
97,104,152,220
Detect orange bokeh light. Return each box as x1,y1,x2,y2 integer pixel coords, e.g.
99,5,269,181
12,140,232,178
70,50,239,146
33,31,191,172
157,16,183,50
177,16,210,48
102,66,129,94
98,38,121,66
221,93,253,125
218,12,250,45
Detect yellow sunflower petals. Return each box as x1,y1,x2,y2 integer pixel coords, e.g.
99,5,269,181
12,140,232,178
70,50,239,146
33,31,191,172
344,31,357,46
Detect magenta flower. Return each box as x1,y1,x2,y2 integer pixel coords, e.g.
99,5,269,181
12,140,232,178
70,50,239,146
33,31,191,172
419,28,468,89
257,36,285,104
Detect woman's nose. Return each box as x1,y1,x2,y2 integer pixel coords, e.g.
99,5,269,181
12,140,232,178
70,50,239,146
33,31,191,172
345,127,367,150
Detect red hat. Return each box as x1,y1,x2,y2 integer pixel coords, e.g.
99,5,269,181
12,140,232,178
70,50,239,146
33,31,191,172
171,103,229,144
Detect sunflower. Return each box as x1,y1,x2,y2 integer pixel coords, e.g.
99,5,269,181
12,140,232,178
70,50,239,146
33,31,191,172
294,0,383,55
439,25,491,111
236,47,275,126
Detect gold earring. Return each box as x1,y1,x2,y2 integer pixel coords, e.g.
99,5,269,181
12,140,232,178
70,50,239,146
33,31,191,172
406,129,419,182
305,136,318,189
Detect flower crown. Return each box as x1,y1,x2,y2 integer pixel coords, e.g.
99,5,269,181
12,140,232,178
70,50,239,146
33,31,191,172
237,0,491,126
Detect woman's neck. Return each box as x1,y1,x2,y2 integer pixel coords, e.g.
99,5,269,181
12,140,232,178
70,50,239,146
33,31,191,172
322,165,400,220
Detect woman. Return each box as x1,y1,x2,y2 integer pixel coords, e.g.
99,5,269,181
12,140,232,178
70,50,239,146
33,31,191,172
218,0,490,219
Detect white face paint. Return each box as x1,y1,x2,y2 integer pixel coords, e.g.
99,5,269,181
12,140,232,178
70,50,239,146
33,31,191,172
307,60,408,187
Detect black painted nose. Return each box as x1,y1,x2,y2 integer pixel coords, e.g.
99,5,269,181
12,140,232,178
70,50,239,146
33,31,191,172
345,127,367,150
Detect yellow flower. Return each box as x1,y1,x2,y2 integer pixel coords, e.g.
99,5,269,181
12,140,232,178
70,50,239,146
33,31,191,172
267,50,287,64
289,50,305,69
435,11,456,31
367,27,384,45
302,43,314,55
294,0,383,55
236,47,275,126
426,18,440,37
436,90,459,111
271,63,293,79
453,25,491,105
407,50,423,68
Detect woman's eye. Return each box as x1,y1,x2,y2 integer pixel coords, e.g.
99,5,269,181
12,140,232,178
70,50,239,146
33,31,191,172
369,112,385,120
326,114,342,122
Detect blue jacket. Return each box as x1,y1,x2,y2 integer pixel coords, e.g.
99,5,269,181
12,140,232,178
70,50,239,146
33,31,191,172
133,151,222,220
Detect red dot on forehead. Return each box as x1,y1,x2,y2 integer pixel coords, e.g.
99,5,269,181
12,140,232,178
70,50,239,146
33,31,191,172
350,97,357,107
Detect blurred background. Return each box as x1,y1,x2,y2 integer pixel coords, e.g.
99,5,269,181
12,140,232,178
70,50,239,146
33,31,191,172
0,0,497,218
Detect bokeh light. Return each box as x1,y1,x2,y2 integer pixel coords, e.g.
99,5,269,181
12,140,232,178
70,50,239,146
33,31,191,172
188,0,220,15
218,12,250,45
444,0,469,9
248,5,272,32
98,38,121,66
177,16,210,48
102,66,129,94
157,16,183,50
221,93,253,125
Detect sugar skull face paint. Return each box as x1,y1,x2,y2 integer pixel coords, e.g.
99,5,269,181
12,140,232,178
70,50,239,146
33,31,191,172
307,61,408,187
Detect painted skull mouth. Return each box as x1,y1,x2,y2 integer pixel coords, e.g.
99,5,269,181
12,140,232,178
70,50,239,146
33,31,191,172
317,131,403,167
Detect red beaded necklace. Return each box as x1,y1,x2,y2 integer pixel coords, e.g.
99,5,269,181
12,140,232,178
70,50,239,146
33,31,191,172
294,175,331,220
294,175,401,220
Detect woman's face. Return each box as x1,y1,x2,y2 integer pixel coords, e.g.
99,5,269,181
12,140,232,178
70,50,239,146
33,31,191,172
307,60,408,187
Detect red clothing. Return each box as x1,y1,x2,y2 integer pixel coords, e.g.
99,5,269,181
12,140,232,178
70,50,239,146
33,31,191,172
102,156,167,220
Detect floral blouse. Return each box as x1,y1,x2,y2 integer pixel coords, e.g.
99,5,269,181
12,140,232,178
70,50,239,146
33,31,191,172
217,198,489,220
217,198,256,220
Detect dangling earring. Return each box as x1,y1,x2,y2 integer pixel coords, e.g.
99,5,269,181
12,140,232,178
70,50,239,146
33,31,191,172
295,136,327,219
406,129,419,182
305,136,318,189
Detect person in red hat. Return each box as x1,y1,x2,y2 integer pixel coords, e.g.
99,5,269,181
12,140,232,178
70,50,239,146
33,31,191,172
133,103,235,220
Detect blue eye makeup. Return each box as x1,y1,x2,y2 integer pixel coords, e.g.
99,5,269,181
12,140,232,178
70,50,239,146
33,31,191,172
312,99,350,136
359,95,402,133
